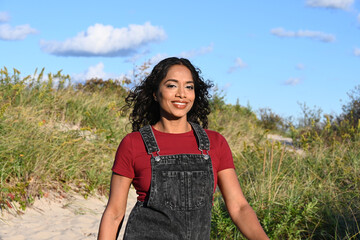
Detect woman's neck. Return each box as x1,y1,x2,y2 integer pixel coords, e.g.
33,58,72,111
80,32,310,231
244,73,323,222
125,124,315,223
152,118,191,134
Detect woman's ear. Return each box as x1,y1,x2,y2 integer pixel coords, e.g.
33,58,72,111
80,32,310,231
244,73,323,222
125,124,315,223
153,92,157,102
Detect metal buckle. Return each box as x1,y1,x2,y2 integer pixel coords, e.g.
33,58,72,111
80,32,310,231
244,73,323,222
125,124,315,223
199,148,209,160
151,151,161,162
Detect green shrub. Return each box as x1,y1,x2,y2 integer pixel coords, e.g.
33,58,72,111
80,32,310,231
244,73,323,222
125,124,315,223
257,107,285,132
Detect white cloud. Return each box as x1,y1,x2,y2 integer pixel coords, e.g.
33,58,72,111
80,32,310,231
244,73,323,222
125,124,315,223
296,63,305,70
222,82,232,91
306,0,354,9
179,43,214,59
271,27,335,42
284,78,301,86
40,22,166,57
72,62,125,82
0,23,38,40
126,44,214,70
0,12,38,41
0,12,10,22
128,43,213,65
125,50,151,63
228,57,247,73
354,47,360,56
149,53,169,65
358,13,360,23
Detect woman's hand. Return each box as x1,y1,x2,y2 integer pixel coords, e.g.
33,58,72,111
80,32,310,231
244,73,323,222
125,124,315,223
218,168,269,240
98,173,132,240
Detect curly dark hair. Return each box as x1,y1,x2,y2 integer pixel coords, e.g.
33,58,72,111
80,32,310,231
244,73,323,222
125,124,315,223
124,57,213,132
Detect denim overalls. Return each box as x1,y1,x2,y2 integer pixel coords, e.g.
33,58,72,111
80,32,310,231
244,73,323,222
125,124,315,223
123,122,214,240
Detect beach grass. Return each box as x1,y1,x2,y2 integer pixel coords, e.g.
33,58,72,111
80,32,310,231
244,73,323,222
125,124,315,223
1,68,359,239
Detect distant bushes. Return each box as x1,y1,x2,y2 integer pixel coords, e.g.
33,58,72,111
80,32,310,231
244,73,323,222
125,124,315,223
293,86,360,148
340,85,360,128
75,77,130,96
257,107,286,132
255,85,360,150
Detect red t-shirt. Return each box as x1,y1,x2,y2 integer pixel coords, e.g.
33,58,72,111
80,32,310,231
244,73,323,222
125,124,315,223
112,127,235,201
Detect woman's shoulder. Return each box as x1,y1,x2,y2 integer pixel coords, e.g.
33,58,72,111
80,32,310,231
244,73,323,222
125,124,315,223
116,131,146,157
204,128,234,169
204,128,224,137
124,131,142,139
204,129,228,144
119,131,142,146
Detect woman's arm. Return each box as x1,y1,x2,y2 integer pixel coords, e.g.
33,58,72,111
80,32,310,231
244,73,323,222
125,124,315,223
98,173,133,240
218,168,269,240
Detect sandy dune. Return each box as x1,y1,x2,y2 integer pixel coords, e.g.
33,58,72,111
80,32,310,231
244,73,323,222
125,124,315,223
0,188,137,240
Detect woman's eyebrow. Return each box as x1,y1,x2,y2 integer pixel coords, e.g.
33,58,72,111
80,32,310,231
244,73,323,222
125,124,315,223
164,79,178,83
164,79,194,84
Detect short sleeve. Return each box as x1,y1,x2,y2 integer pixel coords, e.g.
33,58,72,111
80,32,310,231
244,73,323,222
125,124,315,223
112,134,135,178
216,134,235,171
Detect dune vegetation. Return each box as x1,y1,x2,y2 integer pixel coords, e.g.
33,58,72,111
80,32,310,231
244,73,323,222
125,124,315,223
1,66,359,239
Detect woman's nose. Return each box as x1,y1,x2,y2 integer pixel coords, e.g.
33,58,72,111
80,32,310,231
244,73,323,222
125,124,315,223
176,87,186,98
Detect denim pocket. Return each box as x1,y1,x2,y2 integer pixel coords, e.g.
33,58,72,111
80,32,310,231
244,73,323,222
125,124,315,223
188,171,208,209
162,171,208,210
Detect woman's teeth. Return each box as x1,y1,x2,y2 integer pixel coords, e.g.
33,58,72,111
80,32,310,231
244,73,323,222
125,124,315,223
173,102,186,108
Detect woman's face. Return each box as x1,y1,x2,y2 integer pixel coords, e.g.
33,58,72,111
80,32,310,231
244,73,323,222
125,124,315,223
154,64,195,121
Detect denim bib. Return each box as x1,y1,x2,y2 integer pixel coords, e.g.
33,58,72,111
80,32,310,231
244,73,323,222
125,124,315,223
123,122,214,240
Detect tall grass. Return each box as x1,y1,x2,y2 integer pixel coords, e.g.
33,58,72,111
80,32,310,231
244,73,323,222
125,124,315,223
0,68,129,211
210,106,360,239
1,68,359,239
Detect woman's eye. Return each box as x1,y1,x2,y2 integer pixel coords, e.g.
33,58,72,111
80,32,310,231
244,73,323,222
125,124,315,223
166,84,176,88
186,85,194,90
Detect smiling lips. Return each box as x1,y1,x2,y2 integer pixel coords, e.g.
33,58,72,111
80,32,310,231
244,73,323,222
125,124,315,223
172,101,188,109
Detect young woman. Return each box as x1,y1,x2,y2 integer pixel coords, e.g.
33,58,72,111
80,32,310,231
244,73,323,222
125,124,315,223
98,57,269,240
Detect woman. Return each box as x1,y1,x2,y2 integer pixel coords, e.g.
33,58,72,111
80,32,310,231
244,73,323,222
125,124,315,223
98,57,269,240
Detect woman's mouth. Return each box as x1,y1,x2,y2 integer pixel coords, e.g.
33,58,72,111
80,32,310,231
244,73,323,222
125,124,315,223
172,101,187,109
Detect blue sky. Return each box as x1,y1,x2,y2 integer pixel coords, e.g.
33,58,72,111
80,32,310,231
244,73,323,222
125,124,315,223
1,0,360,119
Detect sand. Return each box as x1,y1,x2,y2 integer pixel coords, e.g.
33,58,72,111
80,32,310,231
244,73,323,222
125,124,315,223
0,188,137,240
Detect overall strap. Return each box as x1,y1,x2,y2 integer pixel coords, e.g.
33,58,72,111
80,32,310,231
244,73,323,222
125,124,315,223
139,125,160,155
189,122,210,152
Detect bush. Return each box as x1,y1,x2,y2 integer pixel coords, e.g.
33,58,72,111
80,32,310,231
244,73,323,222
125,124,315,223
340,84,360,128
257,107,285,131
76,77,129,97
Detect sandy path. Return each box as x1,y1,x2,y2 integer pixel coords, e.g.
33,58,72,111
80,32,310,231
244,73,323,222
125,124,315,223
0,188,137,240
